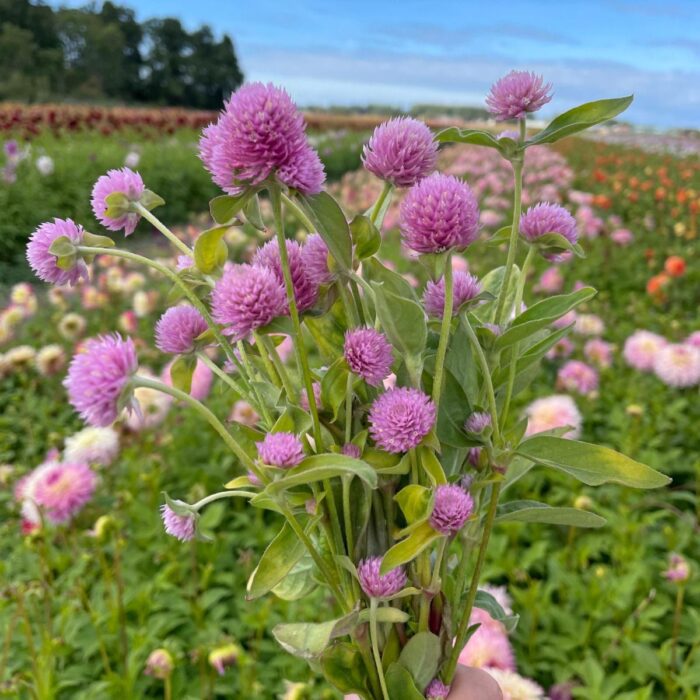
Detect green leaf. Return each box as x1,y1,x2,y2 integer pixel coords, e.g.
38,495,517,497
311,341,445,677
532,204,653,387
273,613,358,659
380,522,441,574
474,590,519,633
363,257,418,300
169,354,197,394
243,193,265,230
321,358,350,422
534,232,585,258
495,500,606,528
418,446,447,485
350,214,381,259
472,265,520,323
138,189,165,211
371,282,426,359
398,631,441,690
516,436,671,489
301,192,353,271
358,607,411,624
271,554,317,600
209,191,252,225
386,663,425,699
437,127,506,151
104,191,129,218
81,231,115,248
48,235,77,257
528,95,633,145
193,226,229,274
485,225,514,247
321,643,372,698
395,485,432,524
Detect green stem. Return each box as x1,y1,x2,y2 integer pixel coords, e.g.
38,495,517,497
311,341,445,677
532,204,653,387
369,598,390,700
195,351,251,407
671,584,685,668
342,476,358,572
134,202,193,258
337,279,360,327
431,253,453,410
164,676,172,700
192,490,255,510
370,181,392,225
258,334,297,401
281,191,316,232
345,373,354,444
252,331,282,387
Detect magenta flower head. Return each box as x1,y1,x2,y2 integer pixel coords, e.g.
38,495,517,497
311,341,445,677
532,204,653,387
369,387,436,453
64,334,138,426
342,443,361,459
663,553,690,583
465,411,492,434
257,432,305,468
160,504,196,541
211,264,287,339
486,70,552,121
362,117,437,187
520,202,577,260
198,82,324,194
91,167,145,236
144,649,174,679
26,218,87,285
253,238,318,312
653,344,700,388
429,483,474,535
424,271,482,317
358,556,407,598
426,679,451,700
155,305,208,354
344,327,393,387
33,461,97,523
556,360,599,395
302,233,334,286
400,173,479,254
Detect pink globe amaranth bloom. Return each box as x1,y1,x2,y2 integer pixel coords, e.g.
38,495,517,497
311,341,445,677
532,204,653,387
486,70,552,121
520,202,577,260
484,669,545,700
177,255,194,270
155,305,208,355
344,327,394,387
423,271,482,317
230,400,260,427
342,443,361,459
357,557,407,598
198,82,324,195
253,238,318,312
26,218,88,285
302,233,334,286
458,613,516,671
369,387,436,453
33,461,97,524
623,330,667,371
160,504,196,541
556,360,599,395
534,266,564,294
425,679,451,700
429,484,474,535
524,394,582,439
653,343,700,388
468,447,483,468
610,228,634,246
465,411,491,433
362,117,437,187
144,649,174,679
686,331,700,349
64,334,138,427
91,167,145,236
400,173,480,254
300,381,322,411
573,314,605,337
583,338,614,369
257,432,305,468
211,264,287,339
663,553,690,583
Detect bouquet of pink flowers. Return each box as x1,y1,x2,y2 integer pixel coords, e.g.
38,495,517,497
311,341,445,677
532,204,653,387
27,71,669,700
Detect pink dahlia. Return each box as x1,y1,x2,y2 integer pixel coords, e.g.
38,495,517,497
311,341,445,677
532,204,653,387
357,557,407,598
211,264,287,339
524,394,582,439
623,330,667,371
486,70,552,121
520,202,577,260
155,305,208,354
400,173,480,254
426,679,451,700
160,504,196,541
91,167,145,236
64,334,138,426
302,233,334,286
429,484,474,535
423,271,482,317
653,343,700,388
198,82,324,195
583,339,614,369
253,238,318,312
257,432,305,468
556,360,599,395
369,387,436,453
344,327,394,386
362,117,437,187
33,461,97,523
465,412,492,433
26,218,87,285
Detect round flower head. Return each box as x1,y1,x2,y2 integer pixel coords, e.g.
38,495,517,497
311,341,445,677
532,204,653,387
64,426,120,466
211,264,287,339
342,443,361,459
458,615,515,671
35,344,66,376
91,167,145,236
198,82,324,195
430,484,474,535
33,461,97,523
362,117,438,187
155,305,208,354
144,649,174,680
574,313,605,337
253,238,318,312
302,233,334,286
257,432,305,468
400,173,480,253
664,553,690,583
583,338,614,369
26,218,87,285
653,343,700,388
357,557,407,598
484,669,545,700
486,70,552,121
623,330,667,371
465,411,492,433
556,360,599,395
369,387,436,453
520,203,577,260
524,394,582,439
344,327,394,387
426,679,451,700
423,271,482,317
686,331,700,349
64,334,138,427
160,504,196,541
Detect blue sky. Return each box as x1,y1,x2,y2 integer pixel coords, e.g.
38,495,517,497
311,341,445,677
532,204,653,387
56,0,700,127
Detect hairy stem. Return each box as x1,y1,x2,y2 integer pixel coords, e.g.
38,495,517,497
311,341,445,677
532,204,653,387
369,598,390,700
134,202,193,258
431,252,454,410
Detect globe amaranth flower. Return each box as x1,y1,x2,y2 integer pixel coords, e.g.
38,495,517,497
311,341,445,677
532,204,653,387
144,649,174,679
369,387,436,453
623,330,667,371
35,344,66,376
583,338,614,369
301,233,334,286
520,202,577,261
33,461,97,524
63,426,120,467
253,238,318,312
486,70,552,121
429,484,474,535
357,557,407,598
342,443,361,459
161,503,196,541
423,271,482,317
464,411,492,434
524,394,582,440
400,173,480,254
362,117,437,187
64,334,138,427
91,167,145,236
663,553,690,583
573,313,605,337
344,327,393,387
198,82,324,195
211,264,287,339
425,679,451,700
155,305,208,354
556,360,599,395
257,432,305,468
653,343,700,388
26,218,88,285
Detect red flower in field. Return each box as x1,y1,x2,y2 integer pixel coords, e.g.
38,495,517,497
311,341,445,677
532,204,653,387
646,273,670,299
592,194,611,209
664,256,686,277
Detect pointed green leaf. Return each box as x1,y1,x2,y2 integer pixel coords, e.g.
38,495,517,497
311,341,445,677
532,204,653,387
398,631,441,690
301,192,353,271
169,354,197,394
350,214,381,259
386,663,425,699
209,191,252,225
273,613,358,659
380,521,441,574
193,226,229,274
495,500,606,528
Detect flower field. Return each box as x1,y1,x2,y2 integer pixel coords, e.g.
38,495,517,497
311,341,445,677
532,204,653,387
1,96,699,700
